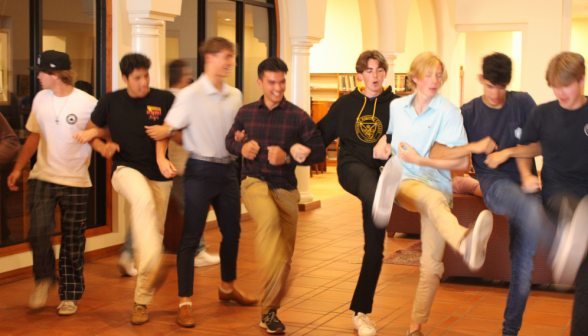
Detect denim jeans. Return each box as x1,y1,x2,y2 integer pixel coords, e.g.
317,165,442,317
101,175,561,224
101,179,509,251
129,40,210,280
483,179,545,336
121,175,206,257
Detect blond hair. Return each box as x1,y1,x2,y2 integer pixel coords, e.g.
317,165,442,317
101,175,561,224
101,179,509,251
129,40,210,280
406,52,447,91
355,50,388,73
545,52,585,87
44,70,77,86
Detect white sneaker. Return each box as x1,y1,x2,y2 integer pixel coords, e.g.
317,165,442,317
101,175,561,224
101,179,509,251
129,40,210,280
118,251,138,276
352,312,376,336
29,278,53,309
57,300,77,316
372,156,404,228
463,210,493,271
551,196,588,285
194,250,221,267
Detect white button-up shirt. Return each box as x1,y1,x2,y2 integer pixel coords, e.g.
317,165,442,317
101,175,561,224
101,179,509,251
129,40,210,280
165,74,243,159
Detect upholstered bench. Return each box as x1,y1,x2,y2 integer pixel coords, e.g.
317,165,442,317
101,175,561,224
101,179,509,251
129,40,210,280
386,194,553,284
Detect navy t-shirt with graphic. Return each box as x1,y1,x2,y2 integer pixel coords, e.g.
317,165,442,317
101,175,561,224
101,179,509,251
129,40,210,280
91,88,175,181
461,91,537,194
520,99,588,200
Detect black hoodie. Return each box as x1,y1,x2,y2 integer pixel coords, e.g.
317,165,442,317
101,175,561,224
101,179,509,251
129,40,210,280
317,86,399,171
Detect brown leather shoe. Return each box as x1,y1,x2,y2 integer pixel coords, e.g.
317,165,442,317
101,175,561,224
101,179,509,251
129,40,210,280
176,304,195,328
218,287,258,306
131,304,149,325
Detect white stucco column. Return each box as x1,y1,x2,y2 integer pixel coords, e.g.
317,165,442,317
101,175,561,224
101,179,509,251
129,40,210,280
129,18,164,88
382,53,397,90
127,0,182,89
291,38,321,206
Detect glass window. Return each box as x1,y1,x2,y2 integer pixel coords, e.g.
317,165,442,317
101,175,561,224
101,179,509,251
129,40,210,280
206,0,236,87
243,4,269,104
0,1,30,246
165,0,198,88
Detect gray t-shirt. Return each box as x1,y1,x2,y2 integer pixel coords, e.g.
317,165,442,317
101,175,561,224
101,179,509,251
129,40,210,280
461,91,537,194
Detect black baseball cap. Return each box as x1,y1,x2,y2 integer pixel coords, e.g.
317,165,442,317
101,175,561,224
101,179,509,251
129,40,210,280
29,50,71,72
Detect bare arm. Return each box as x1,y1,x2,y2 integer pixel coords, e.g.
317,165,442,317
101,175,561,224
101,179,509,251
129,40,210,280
485,142,541,169
73,120,112,144
156,138,176,178
7,133,41,191
516,157,541,193
398,142,471,171
429,137,498,160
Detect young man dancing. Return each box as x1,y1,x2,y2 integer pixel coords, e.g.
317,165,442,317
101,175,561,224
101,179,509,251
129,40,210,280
317,50,399,335
486,52,588,336
8,50,97,316
158,38,256,328
82,53,175,325
226,57,325,334
417,53,543,336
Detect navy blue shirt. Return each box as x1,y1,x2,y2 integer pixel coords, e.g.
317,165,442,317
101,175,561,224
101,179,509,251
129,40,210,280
461,91,537,194
520,99,588,200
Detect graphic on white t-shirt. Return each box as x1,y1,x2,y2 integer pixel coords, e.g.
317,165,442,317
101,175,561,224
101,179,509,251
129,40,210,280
514,127,522,139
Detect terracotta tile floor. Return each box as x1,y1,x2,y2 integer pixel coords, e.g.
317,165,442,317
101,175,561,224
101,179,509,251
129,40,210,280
0,193,575,336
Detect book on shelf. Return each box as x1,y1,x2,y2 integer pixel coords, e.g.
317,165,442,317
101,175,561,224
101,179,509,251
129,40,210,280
339,75,346,91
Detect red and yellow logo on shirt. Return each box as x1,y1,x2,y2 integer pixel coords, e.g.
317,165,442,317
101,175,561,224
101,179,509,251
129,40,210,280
147,106,162,121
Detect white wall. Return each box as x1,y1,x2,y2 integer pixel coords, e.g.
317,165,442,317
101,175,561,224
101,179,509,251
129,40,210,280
463,31,522,103
394,0,425,74
571,18,588,93
309,0,363,74
454,0,566,104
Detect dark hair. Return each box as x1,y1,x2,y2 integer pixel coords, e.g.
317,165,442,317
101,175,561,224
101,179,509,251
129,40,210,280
257,57,288,79
482,53,512,85
169,59,189,87
75,80,93,95
199,37,236,57
119,53,151,78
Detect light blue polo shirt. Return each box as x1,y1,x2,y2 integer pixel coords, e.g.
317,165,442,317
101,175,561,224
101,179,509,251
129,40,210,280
387,92,468,201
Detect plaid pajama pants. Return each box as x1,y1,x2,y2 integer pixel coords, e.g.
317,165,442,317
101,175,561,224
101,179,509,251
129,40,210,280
27,179,90,301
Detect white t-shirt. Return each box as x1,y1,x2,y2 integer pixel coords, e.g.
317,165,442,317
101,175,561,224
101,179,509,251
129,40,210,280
165,74,243,159
26,88,98,188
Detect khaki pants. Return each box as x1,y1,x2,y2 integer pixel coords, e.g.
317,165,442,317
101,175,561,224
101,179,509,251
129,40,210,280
395,179,468,324
241,177,300,314
112,166,172,305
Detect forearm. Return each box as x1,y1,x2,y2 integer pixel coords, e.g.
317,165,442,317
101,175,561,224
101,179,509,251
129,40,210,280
414,156,470,171
156,139,170,162
89,138,105,154
516,157,535,179
504,142,542,159
429,142,475,160
12,133,40,172
84,120,110,141
171,130,182,145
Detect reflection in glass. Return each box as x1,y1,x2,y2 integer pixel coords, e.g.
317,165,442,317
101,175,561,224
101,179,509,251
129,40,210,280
243,5,269,104
165,0,198,88
0,1,31,247
206,0,236,87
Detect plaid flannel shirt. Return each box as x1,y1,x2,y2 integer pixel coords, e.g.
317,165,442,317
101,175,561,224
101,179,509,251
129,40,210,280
226,97,325,190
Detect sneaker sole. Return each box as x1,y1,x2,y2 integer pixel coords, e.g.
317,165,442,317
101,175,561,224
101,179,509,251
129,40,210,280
468,210,493,271
194,260,221,267
552,196,588,285
58,309,77,316
131,318,149,325
259,322,285,334
372,156,403,229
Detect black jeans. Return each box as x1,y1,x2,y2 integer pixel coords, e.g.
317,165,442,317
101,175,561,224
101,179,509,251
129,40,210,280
177,159,241,297
338,161,386,314
543,191,588,336
28,179,89,301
